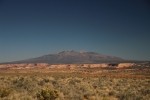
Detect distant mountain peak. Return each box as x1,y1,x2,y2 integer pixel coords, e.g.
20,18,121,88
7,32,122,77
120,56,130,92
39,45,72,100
58,50,79,55
4,50,125,64
58,50,77,54
58,50,98,55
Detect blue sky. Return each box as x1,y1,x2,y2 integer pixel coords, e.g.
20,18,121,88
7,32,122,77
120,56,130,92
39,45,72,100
0,0,150,62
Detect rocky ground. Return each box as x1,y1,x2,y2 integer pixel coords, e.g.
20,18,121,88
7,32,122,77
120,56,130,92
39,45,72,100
0,62,149,70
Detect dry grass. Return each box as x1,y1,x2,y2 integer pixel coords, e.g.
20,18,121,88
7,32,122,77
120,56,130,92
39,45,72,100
0,68,149,100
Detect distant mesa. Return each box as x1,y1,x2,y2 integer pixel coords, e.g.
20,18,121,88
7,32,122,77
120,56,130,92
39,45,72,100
3,50,126,64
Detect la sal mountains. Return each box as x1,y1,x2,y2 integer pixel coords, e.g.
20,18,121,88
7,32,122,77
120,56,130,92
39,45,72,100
2,51,127,64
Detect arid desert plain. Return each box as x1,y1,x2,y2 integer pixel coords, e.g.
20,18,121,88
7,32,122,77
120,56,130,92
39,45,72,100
0,62,149,100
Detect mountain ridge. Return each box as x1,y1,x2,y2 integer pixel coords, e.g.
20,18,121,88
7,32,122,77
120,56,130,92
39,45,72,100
1,51,126,64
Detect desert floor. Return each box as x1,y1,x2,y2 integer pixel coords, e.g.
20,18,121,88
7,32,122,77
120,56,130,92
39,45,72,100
0,67,149,100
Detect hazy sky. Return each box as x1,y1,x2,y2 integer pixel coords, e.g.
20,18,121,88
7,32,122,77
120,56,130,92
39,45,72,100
0,0,150,62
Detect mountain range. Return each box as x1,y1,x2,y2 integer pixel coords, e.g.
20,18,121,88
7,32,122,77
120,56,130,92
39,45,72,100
3,50,126,64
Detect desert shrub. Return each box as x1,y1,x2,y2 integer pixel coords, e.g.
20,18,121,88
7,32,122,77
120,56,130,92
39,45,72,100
13,77,25,87
68,78,81,85
36,88,59,100
0,71,149,100
0,88,11,98
38,80,45,86
12,76,37,93
43,78,50,83
108,91,116,96
141,88,150,96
